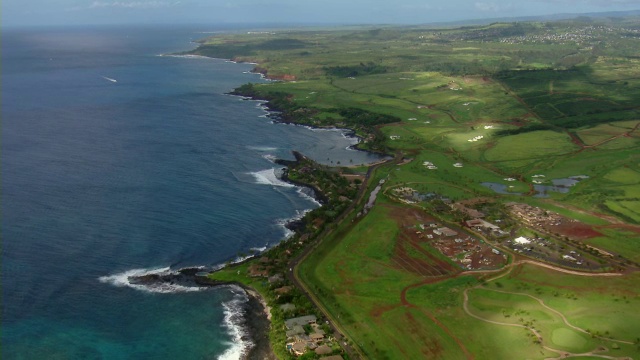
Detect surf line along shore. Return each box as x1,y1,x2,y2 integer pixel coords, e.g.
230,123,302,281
126,151,331,360
130,52,388,359
127,264,277,359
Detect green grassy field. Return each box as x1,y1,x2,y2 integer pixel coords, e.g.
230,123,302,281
191,17,640,359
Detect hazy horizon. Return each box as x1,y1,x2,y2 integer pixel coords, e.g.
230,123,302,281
3,0,640,28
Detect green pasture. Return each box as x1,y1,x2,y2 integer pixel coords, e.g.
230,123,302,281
384,149,533,199
497,65,640,128
484,130,578,162
523,199,609,226
576,121,639,145
299,204,446,359
533,147,637,179
505,265,640,334
595,136,640,151
195,21,640,360
470,264,640,357
532,148,640,222
404,277,559,359
466,288,594,353
604,200,640,223
585,228,640,263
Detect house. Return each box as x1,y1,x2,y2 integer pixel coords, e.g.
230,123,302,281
248,264,269,277
294,334,312,343
465,219,499,231
285,315,317,329
315,344,333,355
275,286,293,295
291,342,307,356
453,203,485,218
322,356,345,360
466,219,483,228
310,332,325,343
437,227,457,237
286,325,306,338
280,303,296,312
268,273,284,284
492,229,509,238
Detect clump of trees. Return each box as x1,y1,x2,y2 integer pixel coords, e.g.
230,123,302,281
324,62,389,77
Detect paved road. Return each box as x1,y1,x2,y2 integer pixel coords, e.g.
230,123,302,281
285,151,402,359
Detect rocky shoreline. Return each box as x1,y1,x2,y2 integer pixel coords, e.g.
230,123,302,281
129,269,276,359
242,288,277,360
126,150,325,360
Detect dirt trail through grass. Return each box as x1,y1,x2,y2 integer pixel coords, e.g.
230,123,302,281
458,260,634,359
399,276,475,360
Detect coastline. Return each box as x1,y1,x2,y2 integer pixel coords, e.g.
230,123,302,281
241,287,276,360
192,277,276,360
168,46,381,359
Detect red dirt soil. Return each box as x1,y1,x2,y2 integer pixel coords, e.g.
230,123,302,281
547,222,603,239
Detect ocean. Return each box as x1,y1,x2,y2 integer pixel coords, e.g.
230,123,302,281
2,25,383,359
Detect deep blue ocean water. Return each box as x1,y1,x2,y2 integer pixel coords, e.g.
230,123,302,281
2,25,383,359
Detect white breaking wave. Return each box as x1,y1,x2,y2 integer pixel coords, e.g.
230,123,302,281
98,267,204,294
247,146,278,152
297,187,322,206
308,126,344,133
231,254,256,264
249,168,293,188
209,246,268,272
262,154,277,163
101,76,117,83
158,54,210,59
276,209,312,239
218,286,253,360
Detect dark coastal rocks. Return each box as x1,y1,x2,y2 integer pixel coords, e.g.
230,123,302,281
242,292,277,360
126,270,275,359
128,267,210,288
275,151,329,205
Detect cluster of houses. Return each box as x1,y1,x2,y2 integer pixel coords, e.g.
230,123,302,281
464,218,509,238
418,222,457,238
497,25,619,46
419,220,507,270
285,315,342,359
245,257,345,358
506,202,563,227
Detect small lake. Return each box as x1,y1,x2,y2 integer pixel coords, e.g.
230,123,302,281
482,175,589,198
481,182,523,195
533,175,589,198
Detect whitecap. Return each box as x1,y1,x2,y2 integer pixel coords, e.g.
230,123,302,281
262,154,277,163
249,246,267,253
218,286,253,360
297,187,322,206
231,254,256,264
276,209,312,239
249,168,294,188
98,267,204,294
158,54,211,59
247,146,278,152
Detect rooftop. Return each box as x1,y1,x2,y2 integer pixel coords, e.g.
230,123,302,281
285,315,317,329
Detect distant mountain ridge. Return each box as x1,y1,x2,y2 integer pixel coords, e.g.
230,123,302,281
421,9,640,27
